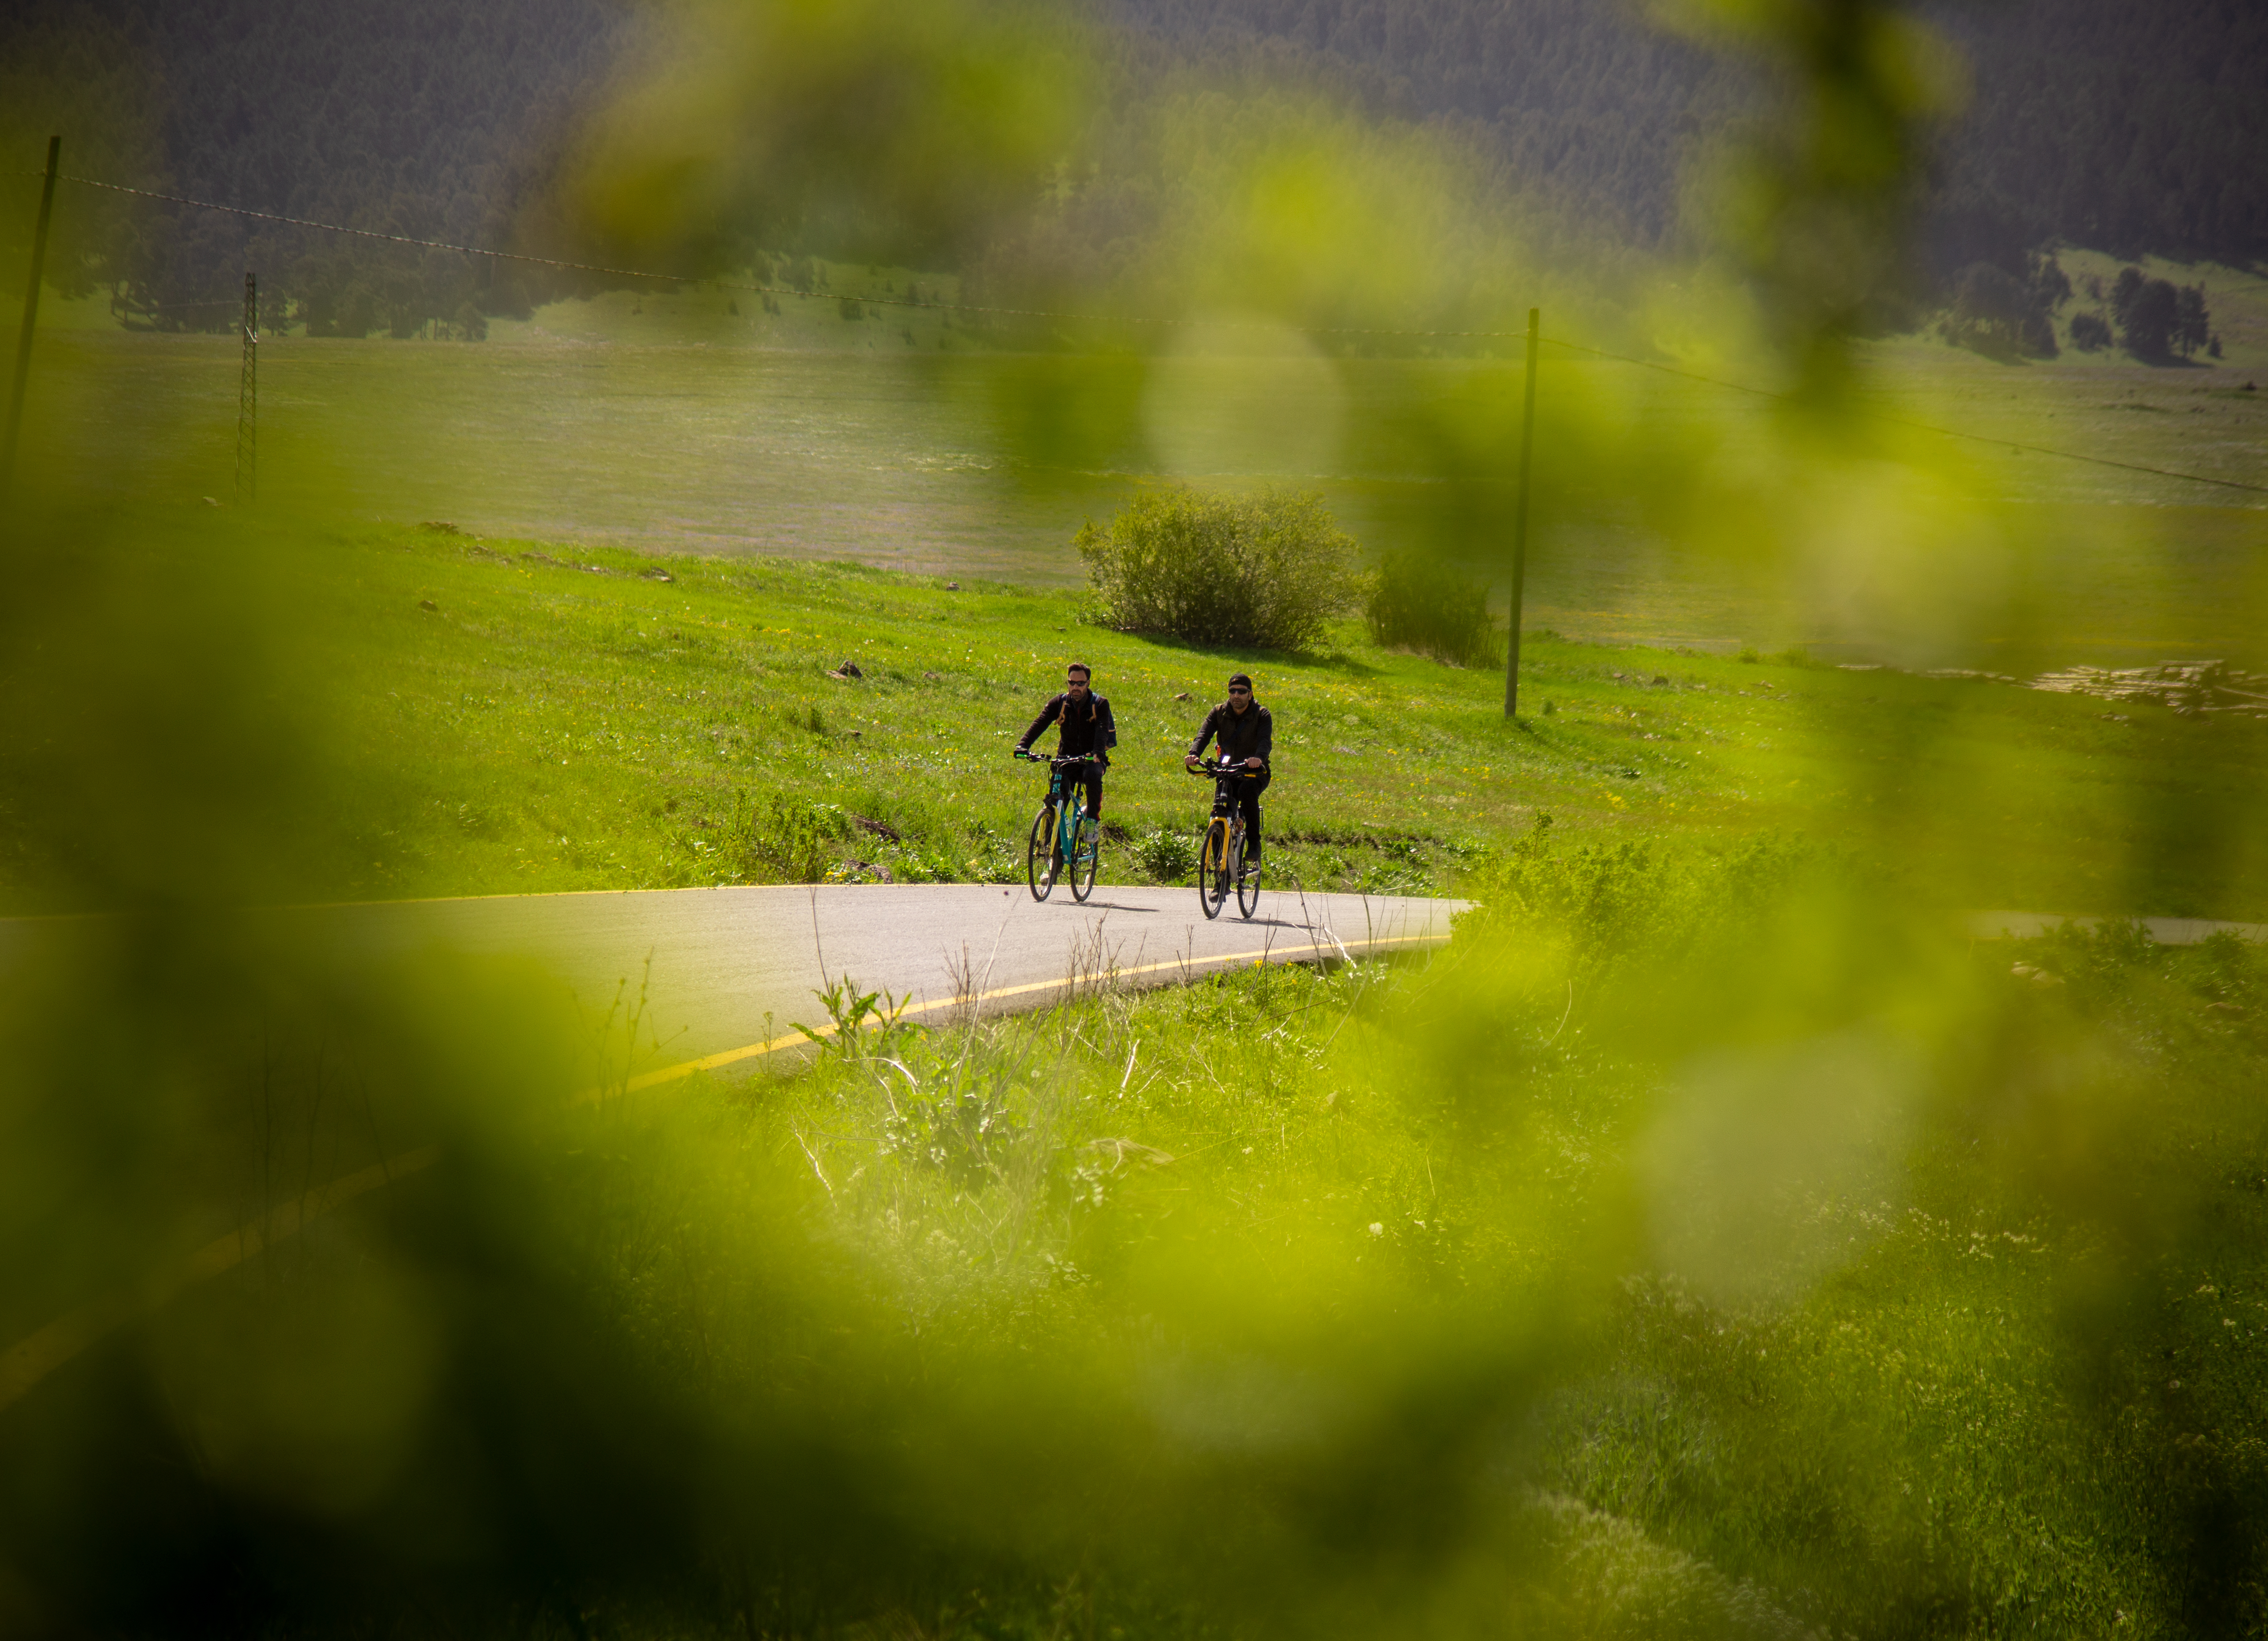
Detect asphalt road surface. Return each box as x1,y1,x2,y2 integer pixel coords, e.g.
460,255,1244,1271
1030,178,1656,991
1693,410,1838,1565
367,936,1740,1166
285,881,1467,1080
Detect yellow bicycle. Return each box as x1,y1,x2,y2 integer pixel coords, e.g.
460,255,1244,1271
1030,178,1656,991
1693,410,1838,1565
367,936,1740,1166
1191,759,1263,920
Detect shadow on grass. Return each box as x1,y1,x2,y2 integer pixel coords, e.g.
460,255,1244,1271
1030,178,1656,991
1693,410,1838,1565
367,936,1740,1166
1109,627,1389,680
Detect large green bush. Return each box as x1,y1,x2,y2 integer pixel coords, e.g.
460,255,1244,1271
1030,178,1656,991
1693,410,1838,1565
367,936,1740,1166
1076,486,1358,652
1364,549,1501,667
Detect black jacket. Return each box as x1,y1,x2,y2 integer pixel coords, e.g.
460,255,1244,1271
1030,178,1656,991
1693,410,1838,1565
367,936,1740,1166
1188,699,1272,765
1019,691,1118,762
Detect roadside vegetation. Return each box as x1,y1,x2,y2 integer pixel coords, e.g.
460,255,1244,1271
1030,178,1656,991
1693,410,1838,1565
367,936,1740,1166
15,812,2265,1637
1076,486,1358,653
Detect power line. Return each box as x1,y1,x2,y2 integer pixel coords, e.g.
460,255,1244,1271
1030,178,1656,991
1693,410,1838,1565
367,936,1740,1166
1540,334,2268,498
29,170,2268,499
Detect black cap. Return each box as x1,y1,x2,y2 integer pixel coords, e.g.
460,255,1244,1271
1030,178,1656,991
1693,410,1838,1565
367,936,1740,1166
1227,672,1252,689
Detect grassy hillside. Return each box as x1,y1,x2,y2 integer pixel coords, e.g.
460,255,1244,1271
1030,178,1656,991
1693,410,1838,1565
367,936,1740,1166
8,505,2268,1638
10,514,2258,921
3,266,2262,679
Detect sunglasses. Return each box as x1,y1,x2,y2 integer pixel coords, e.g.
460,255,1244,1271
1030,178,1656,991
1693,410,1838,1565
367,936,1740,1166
1227,686,1250,696
1066,677,1089,687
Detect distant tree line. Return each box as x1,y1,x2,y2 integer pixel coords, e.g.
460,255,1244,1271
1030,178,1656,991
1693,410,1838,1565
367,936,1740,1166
2092,266,2217,360
1111,0,2268,277
1938,253,2218,363
3,0,2261,341
0,0,629,338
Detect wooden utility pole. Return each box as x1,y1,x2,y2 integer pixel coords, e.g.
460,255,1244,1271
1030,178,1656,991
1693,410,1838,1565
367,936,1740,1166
235,272,258,504
1,136,61,511
1503,306,1540,719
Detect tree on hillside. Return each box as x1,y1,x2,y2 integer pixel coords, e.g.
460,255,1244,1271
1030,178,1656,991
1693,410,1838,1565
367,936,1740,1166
2174,284,2209,359
2122,280,2178,358
1947,260,2056,358
2028,252,2072,312
2110,265,2146,325
2104,266,2195,358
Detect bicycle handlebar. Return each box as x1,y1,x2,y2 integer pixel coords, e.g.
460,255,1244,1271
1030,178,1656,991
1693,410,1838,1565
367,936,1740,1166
1016,750,1102,766
1189,759,1262,778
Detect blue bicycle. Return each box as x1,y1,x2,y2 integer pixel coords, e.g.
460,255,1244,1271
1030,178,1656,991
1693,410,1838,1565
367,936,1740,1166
1016,752,1101,903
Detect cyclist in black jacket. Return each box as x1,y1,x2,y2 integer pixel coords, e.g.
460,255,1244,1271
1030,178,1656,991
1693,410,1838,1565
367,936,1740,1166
1183,672,1271,869
1015,661,1118,820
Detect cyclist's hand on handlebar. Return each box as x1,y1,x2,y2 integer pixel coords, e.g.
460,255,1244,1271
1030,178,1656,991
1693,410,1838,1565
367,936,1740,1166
1243,756,1264,769
1184,753,1201,770
1012,747,1029,760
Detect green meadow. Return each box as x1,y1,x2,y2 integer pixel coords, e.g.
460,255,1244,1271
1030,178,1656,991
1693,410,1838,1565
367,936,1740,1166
7,259,2268,1640
7,248,2264,675
15,514,2256,922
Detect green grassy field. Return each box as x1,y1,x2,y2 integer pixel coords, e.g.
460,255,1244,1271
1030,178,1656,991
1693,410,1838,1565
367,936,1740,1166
19,795,2261,1638
12,513,2258,922
7,505,2268,1639
8,252,2268,1639
7,246,2263,675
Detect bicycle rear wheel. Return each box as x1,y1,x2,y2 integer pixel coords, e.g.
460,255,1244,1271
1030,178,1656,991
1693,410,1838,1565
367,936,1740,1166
1196,818,1228,920
1234,829,1261,918
1069,803,1100,903
1027,806,1059,901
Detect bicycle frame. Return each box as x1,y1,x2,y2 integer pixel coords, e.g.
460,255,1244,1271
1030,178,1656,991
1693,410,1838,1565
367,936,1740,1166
1191,759,1262,917
1023,753,1100,904
1044,760,1091,861
1200,761,1259,819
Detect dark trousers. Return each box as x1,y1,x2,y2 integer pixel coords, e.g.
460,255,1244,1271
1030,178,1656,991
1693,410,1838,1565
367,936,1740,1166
1068,764,1104,819
1221,768,1269,858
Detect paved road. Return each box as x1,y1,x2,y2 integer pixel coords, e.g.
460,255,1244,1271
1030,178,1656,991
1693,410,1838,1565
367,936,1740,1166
283,882,1465,1080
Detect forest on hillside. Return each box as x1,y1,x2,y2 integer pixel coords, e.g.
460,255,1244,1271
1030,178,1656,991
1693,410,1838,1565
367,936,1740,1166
1,0,2260,340
1110,0,2268,279
0,0,627,337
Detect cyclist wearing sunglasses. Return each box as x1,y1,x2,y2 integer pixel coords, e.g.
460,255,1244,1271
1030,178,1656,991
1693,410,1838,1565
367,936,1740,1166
1014,661,1118,817
1183,672,1271,870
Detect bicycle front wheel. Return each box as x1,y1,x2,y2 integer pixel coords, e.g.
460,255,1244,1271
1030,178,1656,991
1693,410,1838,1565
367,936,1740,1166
1234,830,1262,918
1027,806,1059,901
1069,805,1100,903
1196,818,1228,920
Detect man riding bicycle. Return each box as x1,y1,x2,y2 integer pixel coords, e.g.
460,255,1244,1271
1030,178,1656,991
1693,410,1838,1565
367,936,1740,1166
1183,672,1270,873
1015,661,1117,821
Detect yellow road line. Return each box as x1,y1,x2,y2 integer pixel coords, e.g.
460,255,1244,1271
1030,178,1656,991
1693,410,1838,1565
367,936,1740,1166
0,926,1444,1415
612,928,1448,1094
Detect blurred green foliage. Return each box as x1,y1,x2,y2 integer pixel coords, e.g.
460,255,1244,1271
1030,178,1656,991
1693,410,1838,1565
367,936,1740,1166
5,0,2268,1634
8,816,2268,1635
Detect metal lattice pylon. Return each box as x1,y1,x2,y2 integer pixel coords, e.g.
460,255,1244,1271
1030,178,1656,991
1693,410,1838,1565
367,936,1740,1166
233,271,257,504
